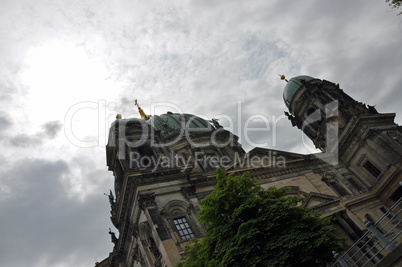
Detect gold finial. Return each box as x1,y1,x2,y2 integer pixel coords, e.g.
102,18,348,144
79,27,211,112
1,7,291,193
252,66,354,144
116,114,122,120
278,74,288,82
134,99,150,120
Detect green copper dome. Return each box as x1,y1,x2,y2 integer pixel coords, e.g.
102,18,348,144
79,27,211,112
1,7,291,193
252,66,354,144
146,112,213,132
283,75,315,108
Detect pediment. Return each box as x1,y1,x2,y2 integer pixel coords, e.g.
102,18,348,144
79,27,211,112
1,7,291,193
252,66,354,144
244,148,312,166
248,147,308,160
227,147,318,171
301,192,340,211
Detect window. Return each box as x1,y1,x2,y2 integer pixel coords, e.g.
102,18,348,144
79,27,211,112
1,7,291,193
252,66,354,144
363,161,381,178
173,217,194,240
329,181,349,197
162,200,201,241
390,186,402,202
322,173,349,197
348,178,364,191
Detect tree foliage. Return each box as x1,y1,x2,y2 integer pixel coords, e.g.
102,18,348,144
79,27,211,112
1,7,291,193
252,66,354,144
386,0,402,15
177,169,344,267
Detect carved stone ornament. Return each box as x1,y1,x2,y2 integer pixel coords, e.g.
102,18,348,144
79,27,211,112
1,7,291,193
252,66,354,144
137,192,156,210
159,208,168,219
108,228,119,248
187,203,194,215
130,224,139,238
321,173,335,181
137,251,145,264
181,185,196,199
131,243,138,258
365,128,381,141
387,131,398,140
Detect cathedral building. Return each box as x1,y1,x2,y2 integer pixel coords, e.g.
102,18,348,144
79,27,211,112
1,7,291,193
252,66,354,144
97,75,402,267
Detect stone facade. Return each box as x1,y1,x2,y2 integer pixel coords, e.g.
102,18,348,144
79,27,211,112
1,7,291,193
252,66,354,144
98,76,402,267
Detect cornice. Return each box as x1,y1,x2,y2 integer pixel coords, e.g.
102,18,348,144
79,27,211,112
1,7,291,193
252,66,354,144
226,157,327,182
343,191,380,210
339,113,396,160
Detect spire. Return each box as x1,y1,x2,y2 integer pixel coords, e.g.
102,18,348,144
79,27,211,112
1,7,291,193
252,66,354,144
278,74,288,82
135,99,151,120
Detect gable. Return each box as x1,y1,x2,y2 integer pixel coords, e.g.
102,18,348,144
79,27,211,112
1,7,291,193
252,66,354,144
302,192,340,212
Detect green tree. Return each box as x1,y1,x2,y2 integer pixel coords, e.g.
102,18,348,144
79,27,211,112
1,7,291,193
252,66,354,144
177,169,344,267
386,0,402,15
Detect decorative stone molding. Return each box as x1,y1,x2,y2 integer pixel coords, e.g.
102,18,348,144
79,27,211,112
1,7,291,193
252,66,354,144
283,185,300,196
139,252,145,264
387,131,398,140
160,199,192,218
321,173,349,197
365,128,381,141
131,243,138,259
137,192,156,211
130,224,139,238
302,191,340,212
181,185,197,199
322,173,335,181
139,222,151,246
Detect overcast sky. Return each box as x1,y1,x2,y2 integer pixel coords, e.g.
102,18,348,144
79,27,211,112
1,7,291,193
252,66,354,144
0,0,401,266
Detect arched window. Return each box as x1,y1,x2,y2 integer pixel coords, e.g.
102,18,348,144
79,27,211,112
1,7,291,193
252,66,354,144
161,200,201,241
138,222,162,266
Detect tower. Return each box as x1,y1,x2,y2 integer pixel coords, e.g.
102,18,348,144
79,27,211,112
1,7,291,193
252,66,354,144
283,75,402,201
282,75,402,266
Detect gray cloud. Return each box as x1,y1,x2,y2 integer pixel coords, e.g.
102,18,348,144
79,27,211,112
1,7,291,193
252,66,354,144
42,121,62,139
0,158,113,267
9,133,41,147
0,112,12,132
5,120,62,147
